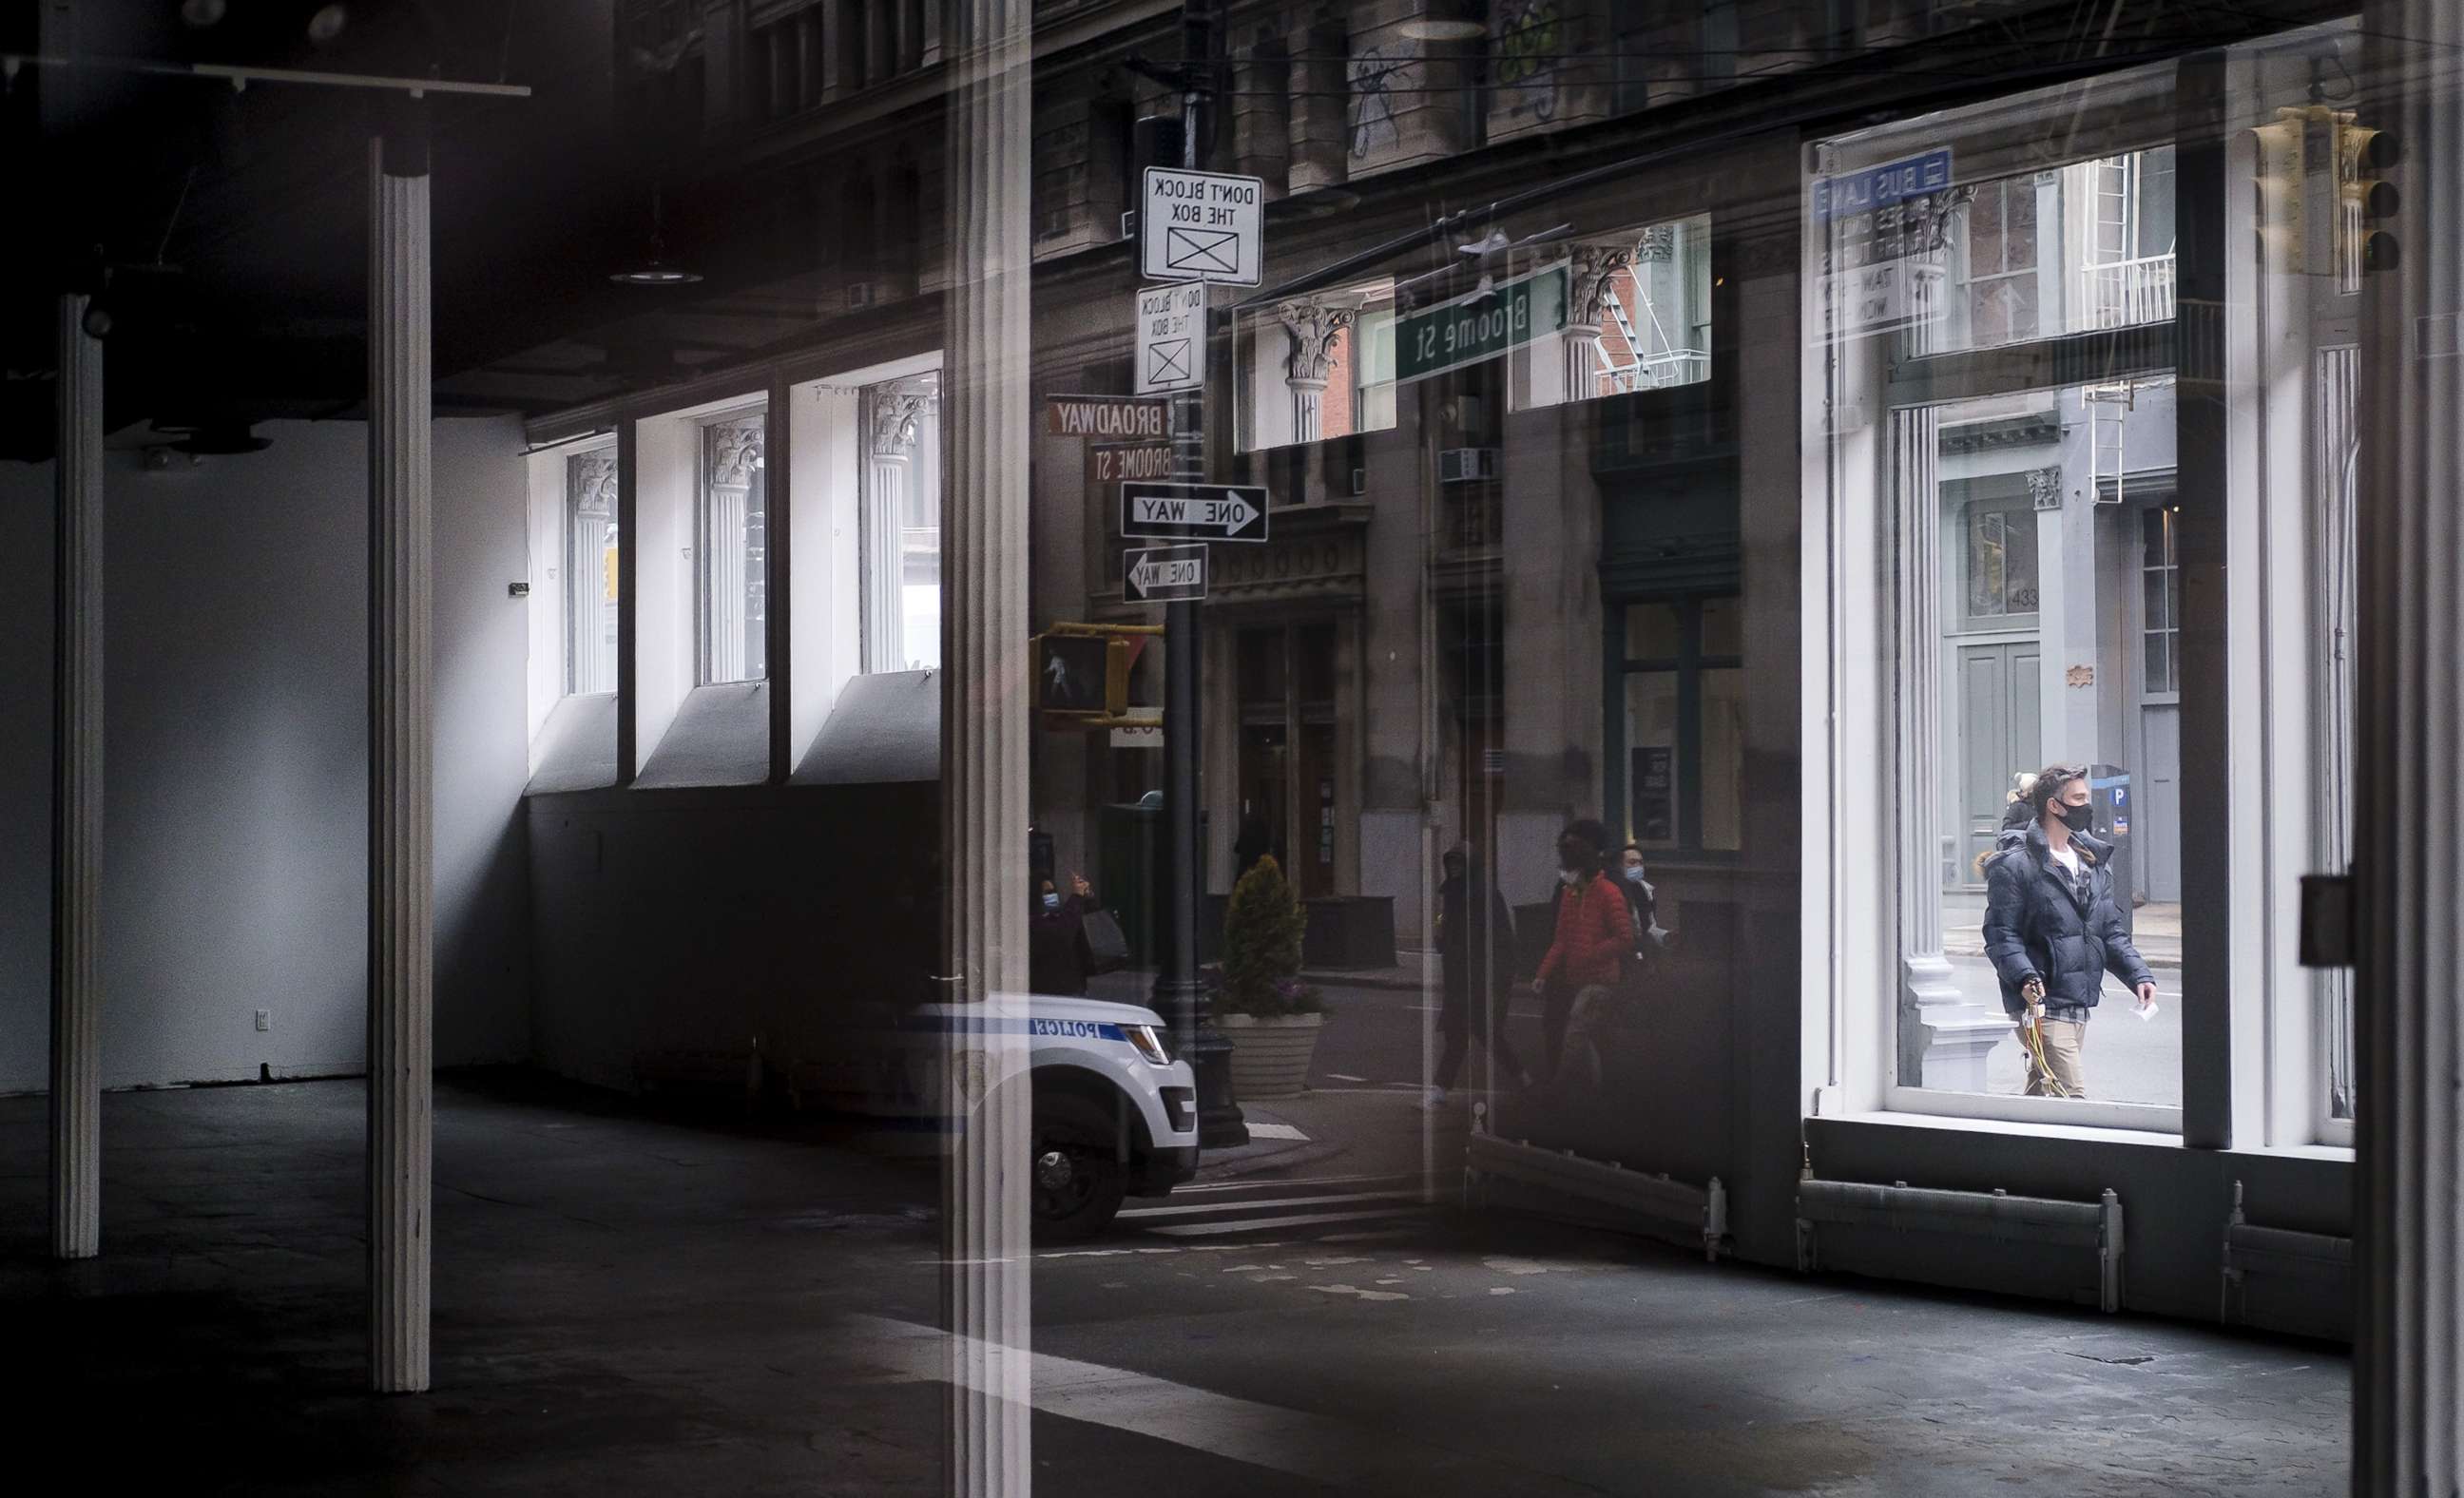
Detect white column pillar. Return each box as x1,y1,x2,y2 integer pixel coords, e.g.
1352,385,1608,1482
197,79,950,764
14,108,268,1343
1288,376,1326,444
1276,301,1352,449
941,0,1032,1488
367,125,434,1396
865,387,927,672
51,293,105,1262
2353,2,2464,1488
866,452,908,670
1567,244,1633,404
1891,251,2004,1089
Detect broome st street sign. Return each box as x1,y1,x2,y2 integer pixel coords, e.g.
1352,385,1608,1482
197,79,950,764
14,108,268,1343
1088,441,1176,486
1120,481,1268,544
1394,261,1570,385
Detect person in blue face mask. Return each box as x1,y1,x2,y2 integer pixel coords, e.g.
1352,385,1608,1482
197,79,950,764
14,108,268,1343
1029,872,1098,996
1615,843,1664,973
1981,765,2158,1099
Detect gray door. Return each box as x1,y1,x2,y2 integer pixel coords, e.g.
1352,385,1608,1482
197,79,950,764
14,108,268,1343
2139,704,2182,901
1957,641,2042,884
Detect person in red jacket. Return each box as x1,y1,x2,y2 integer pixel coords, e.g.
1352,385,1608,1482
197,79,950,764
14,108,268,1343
1534,819,1631,1081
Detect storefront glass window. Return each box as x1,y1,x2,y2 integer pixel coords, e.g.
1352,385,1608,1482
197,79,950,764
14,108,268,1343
1815,26,2361,1137
565,448,619,696
698,411,767,685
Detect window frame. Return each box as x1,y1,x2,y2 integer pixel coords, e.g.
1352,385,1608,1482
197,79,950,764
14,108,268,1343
1605,594,1745,861
1807,42,2365,1150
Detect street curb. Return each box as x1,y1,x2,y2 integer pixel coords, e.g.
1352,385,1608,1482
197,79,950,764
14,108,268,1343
1299,969,1430,992
1195,1136,1352,1181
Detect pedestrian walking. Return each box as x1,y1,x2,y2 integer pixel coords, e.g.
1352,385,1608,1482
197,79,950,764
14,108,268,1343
1533,819,1632,1084
1980,764,2158,1098
1973,770,2041,882
1428,849,1531,1107
1615,842,1667,971
1029,871,1099,997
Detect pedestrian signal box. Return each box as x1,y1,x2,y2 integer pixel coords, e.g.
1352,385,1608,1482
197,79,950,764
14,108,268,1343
1035,633,1130,717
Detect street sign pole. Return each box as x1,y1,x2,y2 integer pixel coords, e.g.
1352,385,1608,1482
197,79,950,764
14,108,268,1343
1158,18,1245,1152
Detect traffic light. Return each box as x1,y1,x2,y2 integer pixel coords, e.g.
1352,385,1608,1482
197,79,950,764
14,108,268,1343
1034,633,1131,716
2349,122,2401,276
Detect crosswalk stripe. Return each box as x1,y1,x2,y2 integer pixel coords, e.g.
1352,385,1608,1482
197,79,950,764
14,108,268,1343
1173,1171,1427,1195
1117,1189,1426,1220
1146,1206,1428,1238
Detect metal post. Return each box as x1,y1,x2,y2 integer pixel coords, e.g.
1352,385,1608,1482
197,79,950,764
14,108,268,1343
51,291,105,1262
367,110,434,1396
1154,43,1246,1151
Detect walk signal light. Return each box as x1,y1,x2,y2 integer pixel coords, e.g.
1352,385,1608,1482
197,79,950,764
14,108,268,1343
1035,633,1130,716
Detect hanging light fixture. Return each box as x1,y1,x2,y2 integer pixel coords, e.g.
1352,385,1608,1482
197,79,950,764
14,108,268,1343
1397,4,1486,42
609,187,703,286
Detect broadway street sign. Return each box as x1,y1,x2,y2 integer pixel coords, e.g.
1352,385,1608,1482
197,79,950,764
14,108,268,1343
1120,481,1268,544
1124,544,1207,603
1046,394,1170,439
1394,261,1570,386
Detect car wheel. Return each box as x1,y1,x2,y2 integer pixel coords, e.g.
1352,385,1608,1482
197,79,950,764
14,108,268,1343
1030,1096,1127,1244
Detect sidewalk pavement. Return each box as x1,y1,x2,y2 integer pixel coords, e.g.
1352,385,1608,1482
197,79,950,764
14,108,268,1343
1089,956,1435,1005
1191,1102,1352,1179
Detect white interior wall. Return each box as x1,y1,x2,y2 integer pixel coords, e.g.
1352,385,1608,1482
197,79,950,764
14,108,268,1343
630,411,697,770
0,416,532,1093
789,381,864,763
524,445,569,755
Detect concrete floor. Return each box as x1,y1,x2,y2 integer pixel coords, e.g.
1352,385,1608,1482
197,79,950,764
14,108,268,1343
0,1075,2348,1496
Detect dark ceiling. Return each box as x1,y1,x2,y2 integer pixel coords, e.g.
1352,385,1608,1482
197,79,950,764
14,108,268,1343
4,0,826,460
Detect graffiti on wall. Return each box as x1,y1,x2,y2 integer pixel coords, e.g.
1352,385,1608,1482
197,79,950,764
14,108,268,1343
1492,0,1564,123
1349,45,1410,157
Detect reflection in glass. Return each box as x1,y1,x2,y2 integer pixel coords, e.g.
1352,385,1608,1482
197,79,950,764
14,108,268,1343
1946,148,2177,354
1625,672,1680,848
566,449,618,696
700,412,767,685
861,372,941,672
1615,596,1744,856
1966,503,2040,617
1237,279,1399,452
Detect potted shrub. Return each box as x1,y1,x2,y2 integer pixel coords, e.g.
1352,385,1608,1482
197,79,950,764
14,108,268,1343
1215,855,1326,1100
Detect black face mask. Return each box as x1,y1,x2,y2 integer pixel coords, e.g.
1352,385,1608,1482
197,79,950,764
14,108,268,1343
2059,801,2095,835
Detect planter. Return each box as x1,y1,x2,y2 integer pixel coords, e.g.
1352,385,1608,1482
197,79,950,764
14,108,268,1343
1219,1012,1325,1101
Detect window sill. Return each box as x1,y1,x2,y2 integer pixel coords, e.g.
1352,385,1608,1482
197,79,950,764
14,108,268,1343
1818,1104,2185,1151
1816,1102,2360,1164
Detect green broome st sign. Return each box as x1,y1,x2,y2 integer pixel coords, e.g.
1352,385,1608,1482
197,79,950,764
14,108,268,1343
1394,261,1570,385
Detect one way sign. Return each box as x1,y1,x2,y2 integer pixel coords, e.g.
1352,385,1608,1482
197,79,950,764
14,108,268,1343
1120,481,1269,544
1125,544,1207,603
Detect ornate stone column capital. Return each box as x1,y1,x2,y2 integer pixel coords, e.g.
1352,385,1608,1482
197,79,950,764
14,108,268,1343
869,381,937,458
1568,243,1634,329
709,414,766,484
1276,300,1354,384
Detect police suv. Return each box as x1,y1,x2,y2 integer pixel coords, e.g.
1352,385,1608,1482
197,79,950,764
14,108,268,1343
822,992,1200,1241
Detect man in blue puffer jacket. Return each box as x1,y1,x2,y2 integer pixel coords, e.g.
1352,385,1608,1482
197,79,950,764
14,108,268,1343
1981,764,2158,1099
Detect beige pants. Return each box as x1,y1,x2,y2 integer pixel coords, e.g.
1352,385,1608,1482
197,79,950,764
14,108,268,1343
2019,1017,2087,1098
